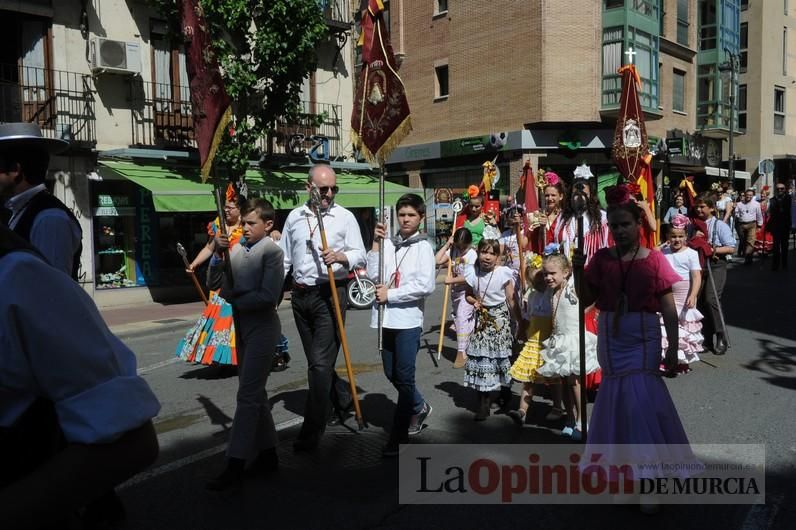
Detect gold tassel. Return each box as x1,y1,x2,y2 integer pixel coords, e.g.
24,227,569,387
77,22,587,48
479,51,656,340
352,115,413,166
200,106,233,183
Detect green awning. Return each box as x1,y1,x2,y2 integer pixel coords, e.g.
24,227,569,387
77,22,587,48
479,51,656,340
97,160,421,213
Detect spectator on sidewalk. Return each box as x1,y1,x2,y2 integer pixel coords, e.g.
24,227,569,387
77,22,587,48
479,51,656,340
694,193,736,355
0,123,82,279
734,189,763,264
0,225,160,529
768,182,793,271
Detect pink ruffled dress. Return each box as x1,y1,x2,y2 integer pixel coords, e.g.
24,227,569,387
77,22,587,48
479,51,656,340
660,246,703,370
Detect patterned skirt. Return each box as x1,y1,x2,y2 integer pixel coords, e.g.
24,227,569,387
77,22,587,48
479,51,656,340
175,291,237,365
464,303,513,392
509,315,551,383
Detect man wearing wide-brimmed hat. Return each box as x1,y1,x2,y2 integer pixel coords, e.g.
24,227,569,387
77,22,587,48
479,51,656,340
0,122,82,279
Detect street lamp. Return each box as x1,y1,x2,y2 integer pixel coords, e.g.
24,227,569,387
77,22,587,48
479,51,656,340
719,48,740,184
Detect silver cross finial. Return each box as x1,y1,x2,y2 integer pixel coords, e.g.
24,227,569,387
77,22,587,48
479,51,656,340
625,47,636,65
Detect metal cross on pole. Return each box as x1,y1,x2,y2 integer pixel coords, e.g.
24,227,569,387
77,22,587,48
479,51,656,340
625,46,636,65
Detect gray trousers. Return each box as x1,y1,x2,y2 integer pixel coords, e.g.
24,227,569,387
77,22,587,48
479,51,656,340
227,308,280,460
699,259,727,343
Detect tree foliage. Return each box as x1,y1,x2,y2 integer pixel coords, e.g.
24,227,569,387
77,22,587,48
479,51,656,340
147,0,328,180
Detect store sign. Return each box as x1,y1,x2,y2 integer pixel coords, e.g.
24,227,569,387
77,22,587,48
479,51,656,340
666,132,707,166
135,189,159,286
440,132,508,158
97,194,130,207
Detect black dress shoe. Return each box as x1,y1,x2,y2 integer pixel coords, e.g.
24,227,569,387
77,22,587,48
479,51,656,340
714,335,728,355
327,401,354,426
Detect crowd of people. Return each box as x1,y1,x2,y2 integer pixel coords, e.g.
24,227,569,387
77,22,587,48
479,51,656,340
3,121,793,523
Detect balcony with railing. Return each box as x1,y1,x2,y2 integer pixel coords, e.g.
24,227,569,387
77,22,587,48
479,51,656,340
266,101,343,159
0,63,96,146
318,0,353,31
129,80,194,149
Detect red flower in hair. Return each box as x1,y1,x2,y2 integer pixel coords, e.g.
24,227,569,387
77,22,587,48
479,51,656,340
605,184,631,207
467,185,480,198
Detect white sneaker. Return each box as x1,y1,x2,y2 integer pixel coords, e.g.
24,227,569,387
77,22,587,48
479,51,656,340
560,426,574,437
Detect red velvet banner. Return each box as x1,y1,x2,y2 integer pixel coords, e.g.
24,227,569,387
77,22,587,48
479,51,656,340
351,0,411,164
181,0,232,181
611,64,650,184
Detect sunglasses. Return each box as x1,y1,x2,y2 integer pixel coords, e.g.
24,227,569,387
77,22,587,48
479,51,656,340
316,186,339,195
776,187,786,191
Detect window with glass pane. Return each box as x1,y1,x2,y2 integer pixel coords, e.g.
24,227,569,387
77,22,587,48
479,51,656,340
740,0,748,10
435,65,449,98
602,27,624,106
436,0,448,14
677,0,690,45
606,0,625,9
740,22,748,71
774,87,785,134
738,84,747,129
699,0,717,50
673,70,686,112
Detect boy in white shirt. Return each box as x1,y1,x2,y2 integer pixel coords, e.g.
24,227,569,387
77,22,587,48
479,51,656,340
368,194,436,457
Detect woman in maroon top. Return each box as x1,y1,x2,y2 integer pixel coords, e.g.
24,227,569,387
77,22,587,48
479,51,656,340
576,184,702,510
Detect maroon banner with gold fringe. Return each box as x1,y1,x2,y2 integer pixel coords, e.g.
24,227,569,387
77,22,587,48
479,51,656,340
351,0,411,164
181,0,232,182
611,64,650,183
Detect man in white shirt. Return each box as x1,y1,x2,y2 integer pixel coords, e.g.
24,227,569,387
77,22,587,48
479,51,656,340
734,189,763,264
280,164,366,451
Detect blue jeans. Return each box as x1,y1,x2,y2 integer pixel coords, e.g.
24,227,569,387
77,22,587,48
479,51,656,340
381,327,425,441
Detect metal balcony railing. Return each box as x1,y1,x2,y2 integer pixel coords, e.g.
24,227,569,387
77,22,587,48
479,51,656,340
130,80,195,148
318,0,353,30
0,63,96,146
267,100,343,159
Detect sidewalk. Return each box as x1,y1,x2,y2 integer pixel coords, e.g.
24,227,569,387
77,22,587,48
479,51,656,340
102,301,206,338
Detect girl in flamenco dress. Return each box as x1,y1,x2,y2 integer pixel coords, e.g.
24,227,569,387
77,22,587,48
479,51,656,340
660,214,704,372
579,184,703,512
176,184,289,368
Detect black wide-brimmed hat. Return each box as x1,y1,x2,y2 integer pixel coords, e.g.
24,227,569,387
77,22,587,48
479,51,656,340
0,122,69,154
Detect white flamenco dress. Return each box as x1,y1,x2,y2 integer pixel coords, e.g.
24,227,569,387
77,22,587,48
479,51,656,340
537,277,600,378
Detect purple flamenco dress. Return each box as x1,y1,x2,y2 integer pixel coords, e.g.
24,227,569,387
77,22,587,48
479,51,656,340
582,249,703,480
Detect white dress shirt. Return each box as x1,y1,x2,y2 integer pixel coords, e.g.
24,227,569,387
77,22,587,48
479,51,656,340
734,199,763,225
280,202,366,285
367,232,436,329
0,251,161,443
5,184,82,276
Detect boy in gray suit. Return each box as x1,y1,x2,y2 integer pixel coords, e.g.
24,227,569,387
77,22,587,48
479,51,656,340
206,198,284,490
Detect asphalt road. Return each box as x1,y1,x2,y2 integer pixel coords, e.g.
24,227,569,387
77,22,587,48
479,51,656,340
116,261,795,530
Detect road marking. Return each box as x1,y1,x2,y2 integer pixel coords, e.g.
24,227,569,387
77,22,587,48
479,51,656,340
137,357,181,375
118,416,304,490
741,492,783,530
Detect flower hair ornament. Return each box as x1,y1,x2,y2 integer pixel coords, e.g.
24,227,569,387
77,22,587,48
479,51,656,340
671,213,691,230
604,183,634,207
225,182,237,203
710,182,721,191
467,185,481,199
544,171,561,187
543,242,562,256
524,250,543,270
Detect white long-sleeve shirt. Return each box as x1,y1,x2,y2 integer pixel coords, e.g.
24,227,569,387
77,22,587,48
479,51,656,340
280,203,366,285
367,233,436,329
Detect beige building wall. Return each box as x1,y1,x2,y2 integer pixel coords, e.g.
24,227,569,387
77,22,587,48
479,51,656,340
736,0,796,168
397,0,547,145
315,34,355,158
649,0,698,139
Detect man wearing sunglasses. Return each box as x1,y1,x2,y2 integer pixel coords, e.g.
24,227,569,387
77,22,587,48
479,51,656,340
768,182,792,271
280,164,366,451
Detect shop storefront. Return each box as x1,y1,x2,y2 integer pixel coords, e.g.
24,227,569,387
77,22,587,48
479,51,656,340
92,158,420,305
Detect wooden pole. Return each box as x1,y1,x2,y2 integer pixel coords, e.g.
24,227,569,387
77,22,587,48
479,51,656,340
436,258,453,360
514,220,526,294
177,242,208,305
310,187,365,429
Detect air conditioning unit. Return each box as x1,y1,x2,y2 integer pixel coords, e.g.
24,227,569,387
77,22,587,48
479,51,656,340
90,37,141,75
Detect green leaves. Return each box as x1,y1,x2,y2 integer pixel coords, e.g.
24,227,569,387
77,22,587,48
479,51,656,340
147,0,328,181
